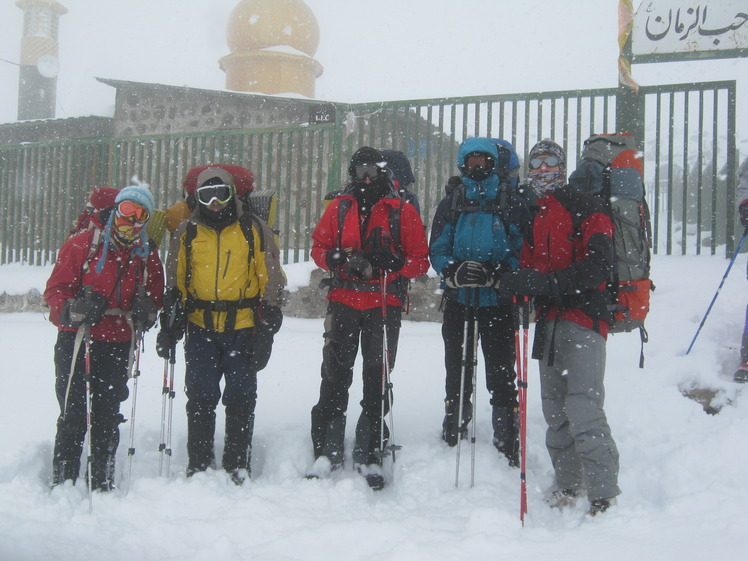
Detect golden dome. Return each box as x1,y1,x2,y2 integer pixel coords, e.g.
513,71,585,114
227,0,320,57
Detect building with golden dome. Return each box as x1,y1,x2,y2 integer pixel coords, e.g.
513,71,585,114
220,0,323,98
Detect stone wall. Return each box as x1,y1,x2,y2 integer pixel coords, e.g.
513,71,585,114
283,268,444,322
1,269,445,324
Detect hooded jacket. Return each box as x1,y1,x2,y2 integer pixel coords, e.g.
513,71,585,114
45,227,165,342
429,137,531,307
311,191,429,310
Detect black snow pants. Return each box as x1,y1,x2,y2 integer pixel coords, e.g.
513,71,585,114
52,331,130,489
441,298,518,408
311,301,401,467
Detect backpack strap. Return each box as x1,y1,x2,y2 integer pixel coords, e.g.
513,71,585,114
184,221,198,293
448,184,513,240
336,197,353,250
81,228,105,275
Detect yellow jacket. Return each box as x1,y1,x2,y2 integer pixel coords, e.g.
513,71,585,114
165,208,285,332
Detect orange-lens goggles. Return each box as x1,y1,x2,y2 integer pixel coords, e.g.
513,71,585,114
116,200,149,223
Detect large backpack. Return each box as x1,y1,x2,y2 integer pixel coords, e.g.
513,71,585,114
569,133,654,356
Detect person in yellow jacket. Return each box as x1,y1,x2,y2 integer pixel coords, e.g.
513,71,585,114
156,165,285,484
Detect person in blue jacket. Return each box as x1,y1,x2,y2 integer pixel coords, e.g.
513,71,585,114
429,137,532,466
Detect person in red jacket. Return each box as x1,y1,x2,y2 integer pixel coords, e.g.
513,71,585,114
498,140,620,516
45,185,164,491
309,147,429,489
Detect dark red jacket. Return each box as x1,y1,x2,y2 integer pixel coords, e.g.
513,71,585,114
312,194,429,310
520,186,615,337
45,229,165,342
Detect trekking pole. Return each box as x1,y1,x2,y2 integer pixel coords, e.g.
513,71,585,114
82,324,94,514
158,301,180,477
686,228,748,355
377,271,402,463
455,287,473,488
515,296,530,526
469,289,480,488
158,344,177,477
125,328,143,495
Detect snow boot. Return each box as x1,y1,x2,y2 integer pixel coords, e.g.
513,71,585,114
353,410,389,466
186,402,216,476
89,414,123,492
491,405,519,467
310,409,346,470
588,497,615,516
356,463,385,491
547,488,580,509
90,451,117,492
734,362,748,383
441,398,471,447
51,459,80,487
352,411,388,490
223,406,254,485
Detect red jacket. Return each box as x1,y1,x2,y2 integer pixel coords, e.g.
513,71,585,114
312,194,429,310
45,229,165,342
520,187,614,337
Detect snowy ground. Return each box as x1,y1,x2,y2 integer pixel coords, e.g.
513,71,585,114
1,253,747,561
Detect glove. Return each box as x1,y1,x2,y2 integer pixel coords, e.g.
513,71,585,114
257,304,283,335
366,250,405,272
363,227,405,272
156,330,181,359
344,253,373,281
497,269,551,298
131,294,158,333
739,200,748,228
326,248,348,269
442,261,490,288
487,262,511,289
61,288,107,328
155,291,186,359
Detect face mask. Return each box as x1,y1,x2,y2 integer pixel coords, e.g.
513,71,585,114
465,165,493,182
530,170,565,198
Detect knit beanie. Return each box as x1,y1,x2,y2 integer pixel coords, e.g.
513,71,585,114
115,185,155,214
95,185,154,273
528,139,566,171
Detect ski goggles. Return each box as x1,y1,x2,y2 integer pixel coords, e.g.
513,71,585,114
116,200,149,224
529,156,561,169
196,184,234,205
354,163,382,180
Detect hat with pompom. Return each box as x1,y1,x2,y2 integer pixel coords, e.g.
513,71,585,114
116,185,155,214
95,185,154,273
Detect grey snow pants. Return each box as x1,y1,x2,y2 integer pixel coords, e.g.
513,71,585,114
538,319,621,502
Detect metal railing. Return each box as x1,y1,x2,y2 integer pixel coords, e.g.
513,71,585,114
0,80,738,265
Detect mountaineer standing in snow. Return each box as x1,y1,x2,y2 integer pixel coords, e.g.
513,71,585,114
156,165,285,484
309,147,429,489
45,185,164,491
429,136,531,467
497,139,621,515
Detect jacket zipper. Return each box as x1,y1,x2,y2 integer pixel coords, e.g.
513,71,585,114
223,249,231,279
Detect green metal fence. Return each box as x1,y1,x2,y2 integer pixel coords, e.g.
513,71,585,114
0,80,738,266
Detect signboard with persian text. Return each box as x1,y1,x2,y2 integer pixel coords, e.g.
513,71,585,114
632,1,748,62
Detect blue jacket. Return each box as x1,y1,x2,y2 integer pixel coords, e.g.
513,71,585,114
429,137,531,307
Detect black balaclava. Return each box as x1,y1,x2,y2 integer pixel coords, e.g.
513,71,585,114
198,176,236,231
348,147,391,214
